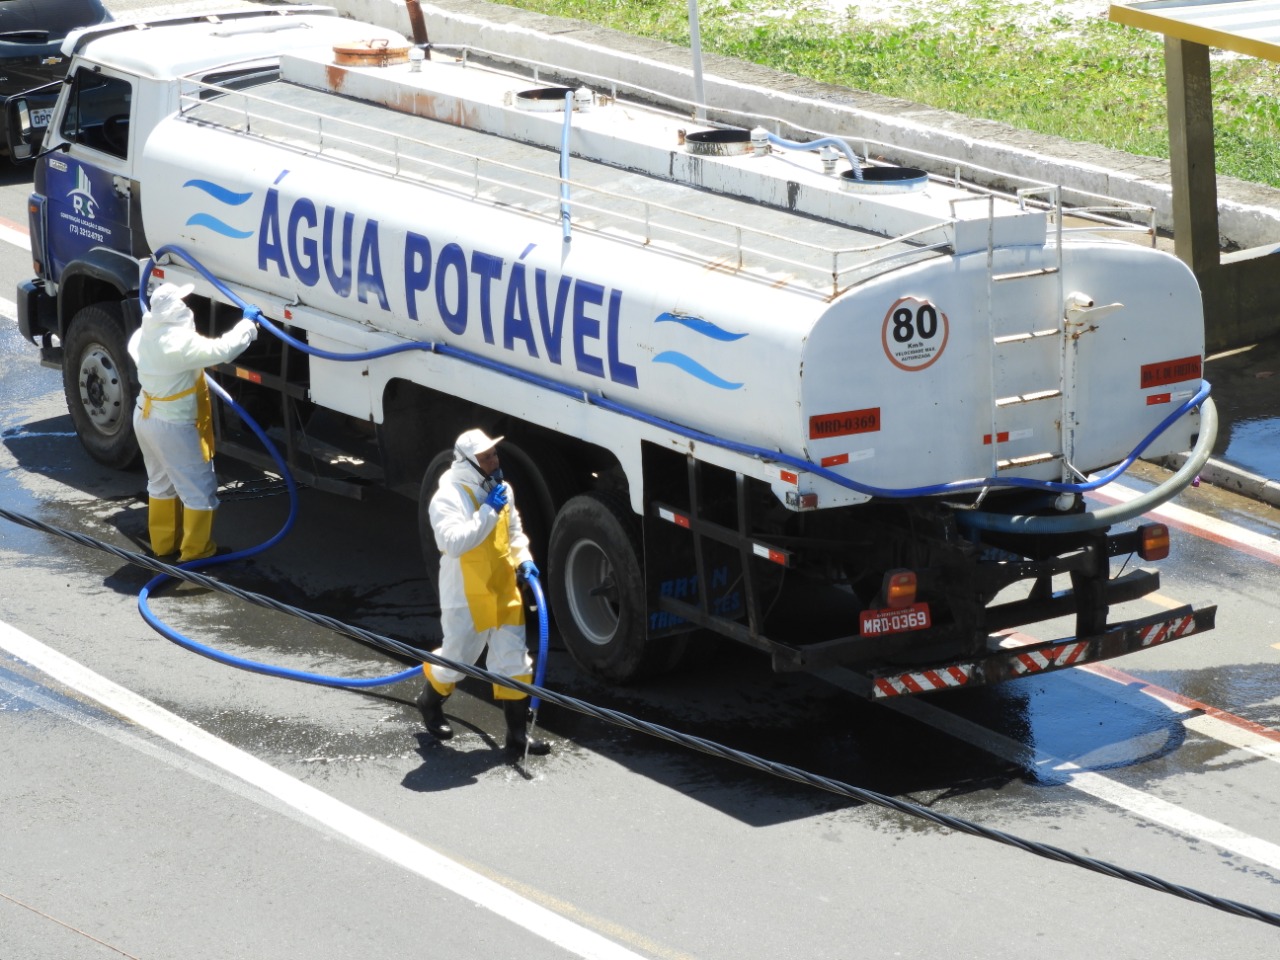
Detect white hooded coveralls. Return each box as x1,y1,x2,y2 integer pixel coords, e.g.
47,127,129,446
127,283,256,510
427,455,534,689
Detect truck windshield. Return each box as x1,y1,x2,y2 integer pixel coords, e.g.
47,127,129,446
59,67,131,159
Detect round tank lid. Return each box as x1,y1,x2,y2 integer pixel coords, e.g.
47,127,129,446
332,39,411,67
514,86,577,111
684,128,754,156
840,166,930,193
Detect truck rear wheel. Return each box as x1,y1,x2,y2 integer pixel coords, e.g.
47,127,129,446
62,303,140,470
548,492,666,684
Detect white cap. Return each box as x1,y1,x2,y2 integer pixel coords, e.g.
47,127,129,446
454,428,503,462
147,282,195,324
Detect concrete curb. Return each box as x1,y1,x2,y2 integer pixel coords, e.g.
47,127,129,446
332,0,1280,250
1153,454,1280,509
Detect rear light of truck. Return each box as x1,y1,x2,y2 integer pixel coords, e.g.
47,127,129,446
1137,523,1170,561
883,569,917,609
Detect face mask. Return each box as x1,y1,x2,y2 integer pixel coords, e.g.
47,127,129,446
480,467,504,494
461,452,502,491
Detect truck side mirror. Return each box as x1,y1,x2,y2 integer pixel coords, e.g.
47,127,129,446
5,97,37,162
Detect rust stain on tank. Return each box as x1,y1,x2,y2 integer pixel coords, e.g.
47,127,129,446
357,89,468,127
326,64,348,93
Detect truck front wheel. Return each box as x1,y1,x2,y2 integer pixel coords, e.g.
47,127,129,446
62,303,140,470
548,492,662,684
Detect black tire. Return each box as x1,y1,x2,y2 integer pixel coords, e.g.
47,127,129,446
548,491,670,684
417,449,454,616
62,302,141,470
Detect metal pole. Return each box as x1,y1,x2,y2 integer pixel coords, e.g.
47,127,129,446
688,0,706,121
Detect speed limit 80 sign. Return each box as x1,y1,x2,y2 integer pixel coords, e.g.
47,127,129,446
881,296,949,372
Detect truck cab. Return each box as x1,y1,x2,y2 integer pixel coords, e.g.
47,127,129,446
5,6,401,467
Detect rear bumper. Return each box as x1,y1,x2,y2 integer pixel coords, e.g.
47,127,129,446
864,604,1216,698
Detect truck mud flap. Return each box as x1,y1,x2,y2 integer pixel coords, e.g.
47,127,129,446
861,604,1216,698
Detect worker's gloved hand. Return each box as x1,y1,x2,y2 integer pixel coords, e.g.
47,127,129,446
231,317,258,343
519,560,539,581
483,482,508,511
242,306,263,324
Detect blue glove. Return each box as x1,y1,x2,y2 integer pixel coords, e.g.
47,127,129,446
483,482,508,511
242,306,263,323
519,560,539,581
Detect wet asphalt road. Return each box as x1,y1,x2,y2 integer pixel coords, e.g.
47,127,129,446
4,5,1280,956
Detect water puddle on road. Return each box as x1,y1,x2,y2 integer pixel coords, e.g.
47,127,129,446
1220,415,1280,481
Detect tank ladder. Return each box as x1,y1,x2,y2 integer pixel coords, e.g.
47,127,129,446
973,187,1072,487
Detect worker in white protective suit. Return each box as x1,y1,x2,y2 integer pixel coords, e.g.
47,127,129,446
419,429,550,761
127,282,259,563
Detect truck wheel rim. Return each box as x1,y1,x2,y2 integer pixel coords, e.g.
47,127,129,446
78,344,125,435
564,539,619,645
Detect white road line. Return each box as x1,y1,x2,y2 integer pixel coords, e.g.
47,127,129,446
1182,713,1280,764
1062,767,1280,868
892,694,1280,870
817,668,1280,872
1082,664,1280,764
0,220,30,250
1091,480,1280,563
0,620,649,960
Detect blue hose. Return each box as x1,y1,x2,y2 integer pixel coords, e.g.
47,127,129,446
525,573,550,712
136,369,423,688
135,256,435,689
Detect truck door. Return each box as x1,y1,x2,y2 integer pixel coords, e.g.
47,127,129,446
38,65,136,283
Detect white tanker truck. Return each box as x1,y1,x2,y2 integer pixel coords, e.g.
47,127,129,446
7,4,1217,697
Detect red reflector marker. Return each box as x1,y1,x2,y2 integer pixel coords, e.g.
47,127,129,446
658,507,691,529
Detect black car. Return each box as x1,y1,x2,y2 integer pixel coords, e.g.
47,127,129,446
1,0,112,154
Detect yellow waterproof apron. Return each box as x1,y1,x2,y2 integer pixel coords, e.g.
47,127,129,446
460,487,525,631
140,375,215,461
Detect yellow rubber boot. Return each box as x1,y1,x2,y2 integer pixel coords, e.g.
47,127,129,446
178,507,217,563
147,497,181,556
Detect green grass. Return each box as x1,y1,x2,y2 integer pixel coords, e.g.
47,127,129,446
496,0,1280,188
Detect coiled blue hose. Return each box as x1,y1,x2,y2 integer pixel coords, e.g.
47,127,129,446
135,360,423,688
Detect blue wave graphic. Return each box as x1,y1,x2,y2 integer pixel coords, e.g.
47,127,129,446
655,312,747,342
653,351,743,390
185,213,254,239
183,179,253,205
